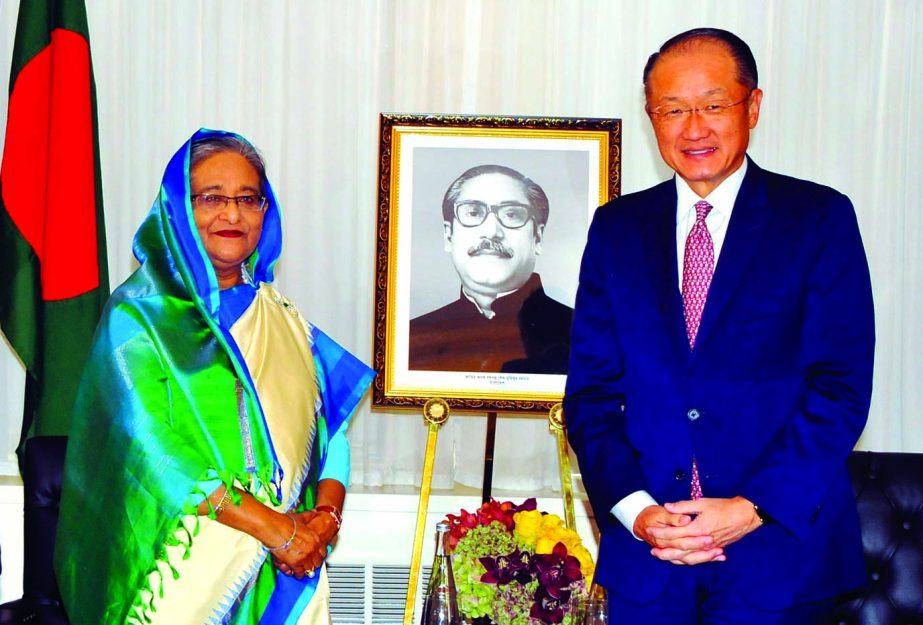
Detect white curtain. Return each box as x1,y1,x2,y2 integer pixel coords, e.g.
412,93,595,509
1,1,921,487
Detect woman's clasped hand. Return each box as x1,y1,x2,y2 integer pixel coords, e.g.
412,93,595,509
271,509,340,578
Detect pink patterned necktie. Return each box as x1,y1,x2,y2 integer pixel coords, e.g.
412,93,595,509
682,200,715,349
682,200,714,500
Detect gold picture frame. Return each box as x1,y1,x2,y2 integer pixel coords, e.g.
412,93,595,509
372,113,621,413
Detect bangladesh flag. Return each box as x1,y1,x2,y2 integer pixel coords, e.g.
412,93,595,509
0,0,108,463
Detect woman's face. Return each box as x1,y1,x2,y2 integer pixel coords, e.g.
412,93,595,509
190,151,265,289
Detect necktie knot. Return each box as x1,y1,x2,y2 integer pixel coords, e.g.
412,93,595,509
694,200,713,223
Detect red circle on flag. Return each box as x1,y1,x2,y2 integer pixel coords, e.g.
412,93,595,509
1,28,100,301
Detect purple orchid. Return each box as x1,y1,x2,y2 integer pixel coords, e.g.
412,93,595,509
530,585,573,624
532,542,582,598
479,549,533,585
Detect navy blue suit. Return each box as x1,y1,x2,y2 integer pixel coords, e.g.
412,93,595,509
564,159,874,611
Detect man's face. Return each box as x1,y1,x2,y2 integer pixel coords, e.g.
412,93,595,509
646,40,763,197
443,172,544,297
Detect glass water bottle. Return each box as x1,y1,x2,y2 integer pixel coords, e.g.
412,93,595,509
421,521,461,625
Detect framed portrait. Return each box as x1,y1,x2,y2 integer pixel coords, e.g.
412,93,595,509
372,113,621,413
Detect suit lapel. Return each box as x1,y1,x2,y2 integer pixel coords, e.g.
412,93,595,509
639,181,689,356
695,159,773,349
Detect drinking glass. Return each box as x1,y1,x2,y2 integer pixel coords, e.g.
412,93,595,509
569,593,586,625
582,583,608,625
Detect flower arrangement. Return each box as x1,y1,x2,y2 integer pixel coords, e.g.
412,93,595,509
444,498,595,625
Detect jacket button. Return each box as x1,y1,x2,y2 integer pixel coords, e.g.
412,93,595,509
687,408,701,421
674,470,686,481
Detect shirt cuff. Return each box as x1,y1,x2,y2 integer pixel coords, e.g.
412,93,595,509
611,490,658,540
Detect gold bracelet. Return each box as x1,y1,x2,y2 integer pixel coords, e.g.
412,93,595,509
315,504,342,530
214,487,234,517
268,514,298,552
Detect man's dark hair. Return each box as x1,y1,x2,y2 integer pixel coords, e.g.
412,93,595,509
441,164,549,230
190,135,267,193
642,28,758,101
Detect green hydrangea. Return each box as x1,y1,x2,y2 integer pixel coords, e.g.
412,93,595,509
491,579,539,625
452,522,519,619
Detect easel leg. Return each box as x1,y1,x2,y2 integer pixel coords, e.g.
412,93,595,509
403,399,450,625
549,403,576,530
481,411,497,503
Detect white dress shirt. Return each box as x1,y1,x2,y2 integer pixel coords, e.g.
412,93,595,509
610,160,748,538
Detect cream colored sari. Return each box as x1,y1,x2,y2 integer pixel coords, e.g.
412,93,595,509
141,285,331,625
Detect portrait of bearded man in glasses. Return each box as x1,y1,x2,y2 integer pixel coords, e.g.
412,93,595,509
408,164,573,374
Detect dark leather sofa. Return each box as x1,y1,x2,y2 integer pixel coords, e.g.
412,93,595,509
0,444,920,624
831,451,923,624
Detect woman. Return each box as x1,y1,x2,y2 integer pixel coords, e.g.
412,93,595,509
54,129,373,624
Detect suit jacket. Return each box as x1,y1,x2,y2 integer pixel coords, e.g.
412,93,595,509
564,159,875,607
408,273,572,373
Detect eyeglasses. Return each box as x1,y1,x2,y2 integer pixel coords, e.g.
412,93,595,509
454,201,533,229
190,193,268,212
648,92,752,125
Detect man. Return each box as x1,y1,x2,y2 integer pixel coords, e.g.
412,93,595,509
564,28,874,623
409,164,572,374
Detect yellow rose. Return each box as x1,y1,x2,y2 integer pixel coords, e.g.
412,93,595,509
537,531,586,559
535,536,559,554
540,529,564,549
550,528,583,552
572,544,595,577
513,510,543,547
540,514,565,532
